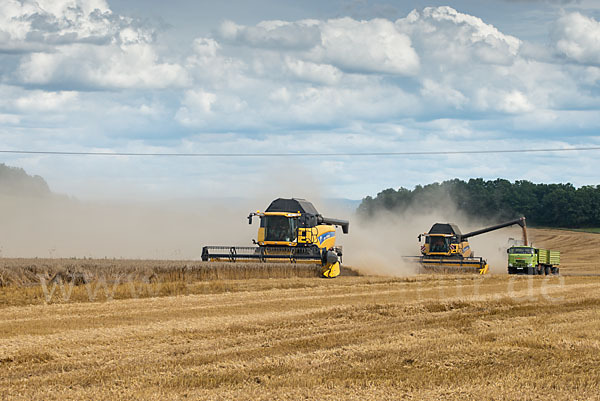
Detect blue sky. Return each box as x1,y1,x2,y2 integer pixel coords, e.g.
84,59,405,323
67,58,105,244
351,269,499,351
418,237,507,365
1,0,600,200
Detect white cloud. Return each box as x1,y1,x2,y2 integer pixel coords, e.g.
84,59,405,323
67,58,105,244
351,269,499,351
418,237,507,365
19,42,188,89
3,4,600,200
396,7,521,67
192,37,220,58
182,89,217,114
218,17,419,76
0,0,126,51
553,12,600,65
473,88,534,114
284,58,342,85
219,19,321,50
178,7,600,129
313,17,419,75
420,79,467,109
3,0,186,90
499,90,534,113
15,90,78,112
175,89,248,127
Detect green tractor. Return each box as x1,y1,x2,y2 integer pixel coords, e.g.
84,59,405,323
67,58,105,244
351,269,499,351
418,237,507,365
507,246,560,275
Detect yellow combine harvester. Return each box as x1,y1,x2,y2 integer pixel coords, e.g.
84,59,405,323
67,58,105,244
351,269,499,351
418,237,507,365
201,198,349,278
415,217,528,274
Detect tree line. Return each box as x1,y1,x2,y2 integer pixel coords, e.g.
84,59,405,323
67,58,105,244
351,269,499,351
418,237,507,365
0,163,51,197
358,178,600,228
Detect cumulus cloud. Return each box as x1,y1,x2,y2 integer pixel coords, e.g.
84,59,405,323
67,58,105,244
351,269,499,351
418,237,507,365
3,4,600,200
420,79,467,109
397,6,521,66
14,90,78,112
18,43,188,89
284,58,342,85
312,17,419,75
0,0,143,52
190,6,542,125
218,17,420,76
553,12,600,65
219,19,322,50
1,0,187,89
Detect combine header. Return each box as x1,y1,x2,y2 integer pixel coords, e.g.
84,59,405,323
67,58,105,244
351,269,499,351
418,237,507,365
201,198,349,278
415,217,528,274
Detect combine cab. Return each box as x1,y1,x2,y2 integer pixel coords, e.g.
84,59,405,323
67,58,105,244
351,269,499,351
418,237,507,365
415,217,528,274
201,198,349,278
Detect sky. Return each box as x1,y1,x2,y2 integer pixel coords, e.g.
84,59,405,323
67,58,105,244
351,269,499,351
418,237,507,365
1,0,600,200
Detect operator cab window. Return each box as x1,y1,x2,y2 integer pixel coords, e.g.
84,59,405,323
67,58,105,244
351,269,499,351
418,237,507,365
264,216,297,242
509,247,534,255
430,237,449,252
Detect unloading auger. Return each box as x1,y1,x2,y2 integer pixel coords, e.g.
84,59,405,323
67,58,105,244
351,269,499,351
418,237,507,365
413,217,528,274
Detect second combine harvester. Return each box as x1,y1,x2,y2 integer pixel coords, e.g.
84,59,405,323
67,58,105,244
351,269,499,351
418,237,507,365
201,198,349,278
416,217,528,274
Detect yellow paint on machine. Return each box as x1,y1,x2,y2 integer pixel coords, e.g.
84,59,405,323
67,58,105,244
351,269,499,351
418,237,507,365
202,199,349,279
321,262,340,278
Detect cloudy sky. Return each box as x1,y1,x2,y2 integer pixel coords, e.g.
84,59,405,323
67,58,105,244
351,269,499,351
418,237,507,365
1,0,600,200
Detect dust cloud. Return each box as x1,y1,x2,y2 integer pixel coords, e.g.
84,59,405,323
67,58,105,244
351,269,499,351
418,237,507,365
0,167,527,274
0,194,257,259
336,203,527,277
0,163,331,259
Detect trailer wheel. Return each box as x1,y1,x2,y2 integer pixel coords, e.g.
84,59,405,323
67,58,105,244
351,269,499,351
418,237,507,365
545,266,550,275
551,267,557,275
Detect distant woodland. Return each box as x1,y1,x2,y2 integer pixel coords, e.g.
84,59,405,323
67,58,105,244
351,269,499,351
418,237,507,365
358,178,600,228
0,163,51,197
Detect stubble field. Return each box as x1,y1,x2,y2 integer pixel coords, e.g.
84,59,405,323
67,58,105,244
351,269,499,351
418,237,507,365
1,228,599,400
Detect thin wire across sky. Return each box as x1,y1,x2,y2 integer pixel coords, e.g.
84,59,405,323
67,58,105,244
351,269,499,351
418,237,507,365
1,147,600,157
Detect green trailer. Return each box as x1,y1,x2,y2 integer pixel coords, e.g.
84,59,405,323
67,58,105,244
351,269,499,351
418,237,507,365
507,246,560,275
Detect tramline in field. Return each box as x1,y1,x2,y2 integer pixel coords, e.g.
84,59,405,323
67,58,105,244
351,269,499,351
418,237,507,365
201,198,349,278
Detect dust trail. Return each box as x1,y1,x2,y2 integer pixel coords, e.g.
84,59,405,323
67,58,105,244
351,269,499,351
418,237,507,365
0,163,525,272
0,194,259,259
339,202,526,276
0,161,333,259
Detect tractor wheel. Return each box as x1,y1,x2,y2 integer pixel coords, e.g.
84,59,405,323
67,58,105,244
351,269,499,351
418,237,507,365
527,266,534,275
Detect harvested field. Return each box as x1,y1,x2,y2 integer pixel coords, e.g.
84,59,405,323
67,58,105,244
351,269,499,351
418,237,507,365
1,274,600,400
0,228,599,400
